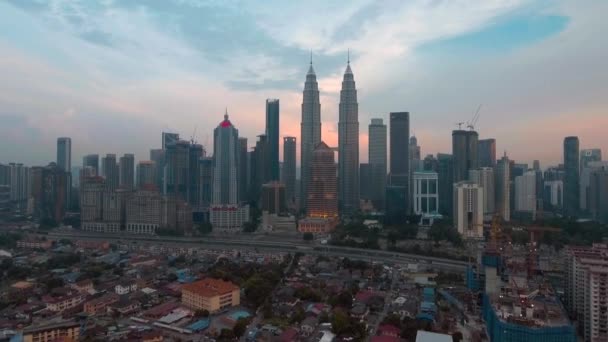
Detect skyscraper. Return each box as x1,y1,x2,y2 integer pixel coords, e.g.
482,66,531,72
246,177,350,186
261,181,286,214
56,137,71,172
409,136,421,172
478,138,496,168
83,154,99,176
580,149,602,171
515,170,537,219
300,58,321,212
437,153,454,216
119,153,135,190
149,149,164,191
564,136,580,217
283,137,296,204
165,140,190,200
212,112,238,204
452,130,479,183
101,154,119,191
369,118,387,210
162,132,179,150
136,161,156,189
210,111,249,230
56,137,72,210
250,135,270,202
469,167,495,216
307,142,337,219
338,58,360,215
238,138,248,202
389,112,410,186
495,153,511,221
266,99,280,181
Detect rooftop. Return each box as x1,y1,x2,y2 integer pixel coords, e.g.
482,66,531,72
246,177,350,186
182,278,239,298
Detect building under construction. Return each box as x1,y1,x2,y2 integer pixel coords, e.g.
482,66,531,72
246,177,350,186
467,218,576,341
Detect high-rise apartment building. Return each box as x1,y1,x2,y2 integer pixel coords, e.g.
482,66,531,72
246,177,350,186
199,157,213,215
495,153,511,221
469,167,495,216
452,130,479,183
282,137,296,204
580,150,603,211
56,137,71,172
149,149,164,191
589,168,608,224
266,99,280,181
368,118,387,210
300,59,322,212
82,154,99,176
478,138,496,168
453,181,484,239
580,148,602,172
119,153,135,190
7,163,30,210
250,135,270,202
101,154,119,192
409,136,421,172
136,161,156,189
564,136,580,216
165,140,189,200
30,163,68,224
514,170,537,219
162,132,179,150
80,176,105,232
338,59,359,215
307,142,337,219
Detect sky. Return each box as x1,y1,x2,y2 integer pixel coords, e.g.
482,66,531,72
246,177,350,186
0,0,606,169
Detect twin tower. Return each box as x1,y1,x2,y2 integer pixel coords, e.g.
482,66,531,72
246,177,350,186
300,55,359,215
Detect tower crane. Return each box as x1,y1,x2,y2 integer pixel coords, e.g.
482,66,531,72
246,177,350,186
467,104,482,130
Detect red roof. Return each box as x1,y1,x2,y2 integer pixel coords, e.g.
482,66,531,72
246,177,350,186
220,120,232,127
371,336,400,342
182,278,238,298
379,324,401,336
279,328,299,342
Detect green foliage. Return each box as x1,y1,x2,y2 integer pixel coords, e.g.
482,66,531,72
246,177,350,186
328,290,353,308
303,232,314,241
197,222,213,234
290,306,306,324
218,328,235,340
294,286,322,302
0,232,22,248
331,310,367,339
429,220,463,247
233,318,249,337
45,277,65,290
46,253,81,269
156,228,184,237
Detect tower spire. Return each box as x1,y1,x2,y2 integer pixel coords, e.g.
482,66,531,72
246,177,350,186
347,48,350,64
224,107,228,120
310,50,312,65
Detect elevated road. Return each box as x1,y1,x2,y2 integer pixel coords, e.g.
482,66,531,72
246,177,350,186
48,231,467,272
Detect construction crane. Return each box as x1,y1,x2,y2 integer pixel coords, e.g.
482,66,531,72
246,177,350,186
455,122,465,130
467,104,482,130
190,125,198,145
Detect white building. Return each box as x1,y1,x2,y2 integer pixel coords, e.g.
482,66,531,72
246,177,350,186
210,204,249,231
580,160,608,211
115,282,138,295
413,171,439,214
453,181,484,239
469,167,495,216
515,171,536,217
544,180,563,208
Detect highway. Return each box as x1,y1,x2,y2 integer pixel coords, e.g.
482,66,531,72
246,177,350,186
48,231,468,272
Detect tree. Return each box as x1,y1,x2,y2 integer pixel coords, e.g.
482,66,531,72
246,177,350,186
219,328,235,340
197,222,213,234
233,318,248,338
196,309,210,318
303,232,314,241
329,290,353,308
290,306,306,324
331,311,351,335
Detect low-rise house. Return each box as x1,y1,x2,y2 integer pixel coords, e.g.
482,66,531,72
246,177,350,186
351,303,369,320
17,239,53,250
278,327,299,342
115,280,138,295
84,293,120,315
378,324,401,338
71,279,94,293
45,293,86,313
110,299,141,316
300,316,318,337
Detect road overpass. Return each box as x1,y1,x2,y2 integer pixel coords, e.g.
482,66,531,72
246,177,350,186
48,231,468,272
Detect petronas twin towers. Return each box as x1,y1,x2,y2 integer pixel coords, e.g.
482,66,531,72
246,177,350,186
301,55,359,215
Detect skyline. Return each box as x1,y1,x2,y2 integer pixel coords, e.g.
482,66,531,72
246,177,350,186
1,1,607,168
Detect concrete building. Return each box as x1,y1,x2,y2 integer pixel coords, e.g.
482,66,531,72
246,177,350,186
338,59,360,215
102,189,126,233
210,111,249,231
119,153,135,190
412,171,439,216
266,99,280,181
136,160,156,189
543,180,563,210
437,154,453,217
478,138,496,168
181,278,240,313
250,134,270,201
307,142,338,220
369,118,387,210
149,149,164,191
452,130,479,183
469,167,495,216
580,160,607,212
453,181,483,239
515,171,537,219
56,137,71,172
261,181,286,214
385,185,407,225
22,320,80,342
82,154,99,176
564,136,580,216
30,163,68,224
389,112,410,194
125,189,163,235
101,154,119,191
199,157,213,216
359,163,372,202
162,132,179,150
238,137,248,202
580,148,602,172
282,137,297,205
80,176,105,232
300,58,322,212
7,163,30,210
589,168,608,224
495,153,511,221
